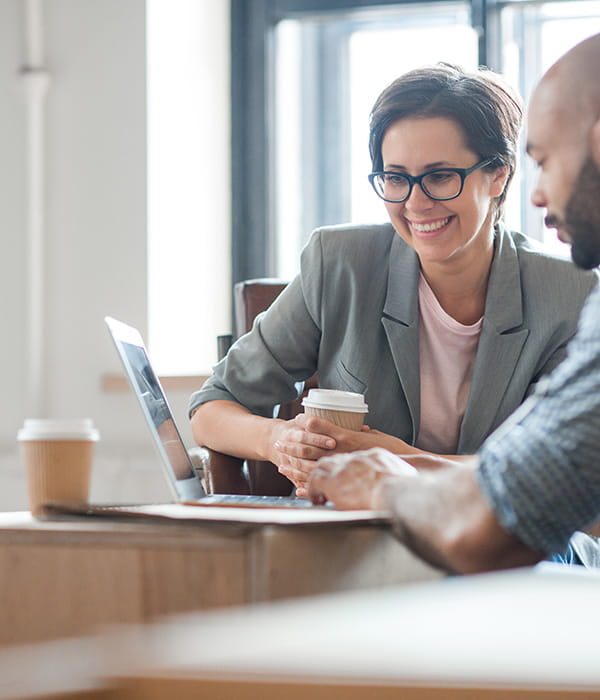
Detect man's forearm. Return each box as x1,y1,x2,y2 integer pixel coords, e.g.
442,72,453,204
378,461,544,574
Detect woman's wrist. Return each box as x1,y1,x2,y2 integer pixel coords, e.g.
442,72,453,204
260,418,286,462
376,433,419,456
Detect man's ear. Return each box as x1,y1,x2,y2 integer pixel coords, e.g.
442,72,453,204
591,118,600,167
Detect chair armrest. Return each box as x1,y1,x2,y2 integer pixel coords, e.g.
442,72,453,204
188,445,251,494
200,448,251,495
187,446,209,491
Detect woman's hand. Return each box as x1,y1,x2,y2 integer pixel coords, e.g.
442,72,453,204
266,416,335,496
271,414,385,496
268,413,468,496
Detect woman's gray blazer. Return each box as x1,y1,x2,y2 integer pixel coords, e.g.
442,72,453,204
190,223,597,454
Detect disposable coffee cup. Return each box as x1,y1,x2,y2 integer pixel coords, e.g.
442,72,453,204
301,389,368,431
17,418,100,518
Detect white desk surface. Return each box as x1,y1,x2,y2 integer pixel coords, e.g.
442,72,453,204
112,564,600,692
0,565,597,699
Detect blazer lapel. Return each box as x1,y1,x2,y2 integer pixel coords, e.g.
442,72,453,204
382,236,421,443
459,225,529,452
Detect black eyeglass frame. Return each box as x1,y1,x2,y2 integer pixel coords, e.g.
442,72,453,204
368,157,496,203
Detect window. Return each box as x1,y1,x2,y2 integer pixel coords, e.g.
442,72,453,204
348,12,478,224
146,0,230,376
500,0,600,255
273,4,478,278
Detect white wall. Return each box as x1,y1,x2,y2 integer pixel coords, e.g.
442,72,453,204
0,0,230,509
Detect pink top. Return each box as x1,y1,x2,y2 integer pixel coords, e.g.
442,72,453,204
415,273,483,454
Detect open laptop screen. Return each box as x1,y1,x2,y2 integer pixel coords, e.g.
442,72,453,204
105,316,206,501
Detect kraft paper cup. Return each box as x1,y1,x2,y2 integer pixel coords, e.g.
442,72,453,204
301,389,368,431
17,419,100,518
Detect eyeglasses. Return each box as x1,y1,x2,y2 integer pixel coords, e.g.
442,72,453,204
368,158,495,203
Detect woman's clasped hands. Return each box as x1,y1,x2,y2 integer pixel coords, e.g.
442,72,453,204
271,413,381,497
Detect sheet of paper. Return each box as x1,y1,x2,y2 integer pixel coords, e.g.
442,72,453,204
43,502,391,527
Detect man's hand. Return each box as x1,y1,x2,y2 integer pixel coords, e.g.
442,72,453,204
309,448,542,574
308,447,418,510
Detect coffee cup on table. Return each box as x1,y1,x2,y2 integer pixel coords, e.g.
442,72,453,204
17,418,100,518
301,389,368,431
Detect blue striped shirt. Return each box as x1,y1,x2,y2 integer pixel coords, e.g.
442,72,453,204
478,284,600,554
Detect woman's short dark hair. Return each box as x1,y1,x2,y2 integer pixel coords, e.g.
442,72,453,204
369,64,523,224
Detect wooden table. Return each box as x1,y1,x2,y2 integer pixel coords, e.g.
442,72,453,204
0,511,440,646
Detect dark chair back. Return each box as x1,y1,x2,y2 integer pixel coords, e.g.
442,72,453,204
205,278,317,495
234,278,289,338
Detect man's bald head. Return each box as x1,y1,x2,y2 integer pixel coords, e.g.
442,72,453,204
527,33,600,270
531,33,600,142
536,34,600,111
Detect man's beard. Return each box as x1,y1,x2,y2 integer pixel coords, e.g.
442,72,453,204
553,157,600,270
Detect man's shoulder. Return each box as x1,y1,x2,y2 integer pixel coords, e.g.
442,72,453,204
510,228,589,269
575,283,600,333
508,228,598,291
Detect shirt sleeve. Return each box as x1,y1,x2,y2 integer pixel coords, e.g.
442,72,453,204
477,285,600,554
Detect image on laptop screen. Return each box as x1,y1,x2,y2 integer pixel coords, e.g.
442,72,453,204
105,316,206,501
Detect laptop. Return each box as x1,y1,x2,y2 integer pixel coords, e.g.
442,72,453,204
105,316,317,508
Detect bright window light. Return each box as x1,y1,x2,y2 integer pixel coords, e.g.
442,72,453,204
349,15,478,224
273,5,479,277
146,0,231,375
502,0,600,256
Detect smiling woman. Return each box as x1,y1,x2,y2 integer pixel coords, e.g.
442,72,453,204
189,64,597,510
377,116,507,302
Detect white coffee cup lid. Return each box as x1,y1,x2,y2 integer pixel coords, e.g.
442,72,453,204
17,418,100,442
302,388,368,413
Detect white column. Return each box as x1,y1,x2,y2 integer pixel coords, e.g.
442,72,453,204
21,0,50,417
